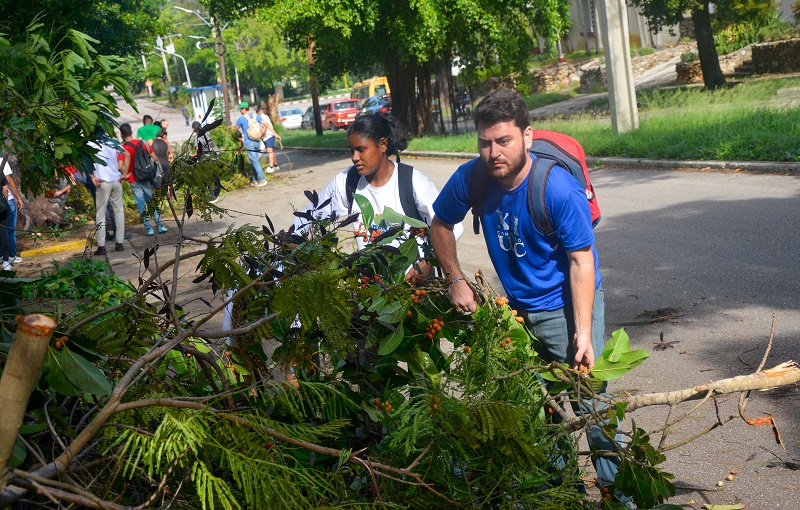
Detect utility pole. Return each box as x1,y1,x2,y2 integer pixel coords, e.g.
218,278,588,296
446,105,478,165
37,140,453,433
155,36,171,83
597,0,639,133
215,15,232,125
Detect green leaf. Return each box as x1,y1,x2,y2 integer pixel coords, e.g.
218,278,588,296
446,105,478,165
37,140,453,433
378,324,404,355
377,300,407,324
381,206,428,228
353,194,374,227
602,328,630,362
9,437,26,467
590,349,650,381
409,348,440,384
60,347,112,395
45,347,81,396
19,423,48,435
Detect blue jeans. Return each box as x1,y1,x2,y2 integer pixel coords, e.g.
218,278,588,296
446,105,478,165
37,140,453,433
525,287,627,493
243,138,265,182
6,199,17,258
129,181,164,231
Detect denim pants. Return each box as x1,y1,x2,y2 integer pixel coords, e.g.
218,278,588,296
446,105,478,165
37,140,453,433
130,180,164,231
243,138,265,182
524,287,627,491
4,199,17,258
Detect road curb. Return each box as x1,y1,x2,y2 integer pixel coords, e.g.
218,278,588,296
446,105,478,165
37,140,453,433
20,240,86,257
283,146,800,175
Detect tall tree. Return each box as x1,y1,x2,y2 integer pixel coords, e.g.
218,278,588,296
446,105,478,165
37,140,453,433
0,0,162,55
628,0,727,89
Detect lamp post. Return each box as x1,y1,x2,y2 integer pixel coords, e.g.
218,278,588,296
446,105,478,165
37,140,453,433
174,6,232,125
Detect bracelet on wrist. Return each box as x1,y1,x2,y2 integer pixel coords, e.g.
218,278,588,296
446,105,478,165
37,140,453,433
447,278,463,286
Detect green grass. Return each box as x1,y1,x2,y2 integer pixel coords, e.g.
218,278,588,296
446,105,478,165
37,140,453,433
281,129,348,148
523,91,576,110
281,77,800,161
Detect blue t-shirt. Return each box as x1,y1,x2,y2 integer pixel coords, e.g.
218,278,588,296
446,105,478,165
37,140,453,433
236,113,262,138
433,155,602,312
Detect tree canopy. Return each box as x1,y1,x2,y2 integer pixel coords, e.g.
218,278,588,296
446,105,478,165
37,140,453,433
0,0,162,55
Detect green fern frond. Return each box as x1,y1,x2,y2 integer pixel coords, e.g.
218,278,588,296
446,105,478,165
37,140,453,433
192,461,242,510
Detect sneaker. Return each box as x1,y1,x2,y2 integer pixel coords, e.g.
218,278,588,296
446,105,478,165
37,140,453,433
145,228,155,236
115,243,125,252
266,166,275,174
249,181,256,187
209,197,219,204
274,165,280,172
1,261,12,271
158,226,168,233
107,233,132,241
255,180,268,187
94,246,107,256
10,256,22,264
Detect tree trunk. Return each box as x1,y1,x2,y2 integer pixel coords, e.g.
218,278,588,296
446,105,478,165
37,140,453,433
307,38,323,137
386,56,437,137
692,4,726,90
0,315,57,491
416,61,434,136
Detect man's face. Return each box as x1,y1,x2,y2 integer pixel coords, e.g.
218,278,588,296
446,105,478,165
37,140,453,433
477,120,533,188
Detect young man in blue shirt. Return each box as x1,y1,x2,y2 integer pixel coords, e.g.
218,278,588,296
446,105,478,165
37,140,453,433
430,88,628,503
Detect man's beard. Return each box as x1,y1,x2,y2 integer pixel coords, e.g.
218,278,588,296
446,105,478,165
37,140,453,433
483,147,528,183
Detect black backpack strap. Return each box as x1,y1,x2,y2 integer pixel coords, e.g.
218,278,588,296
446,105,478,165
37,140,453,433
469,158,489,234
345,165,360,215
528,155,558,239
397,163,424,222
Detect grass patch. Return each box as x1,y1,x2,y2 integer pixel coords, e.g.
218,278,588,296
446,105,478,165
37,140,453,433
281,77,800,161
281,129,349,149
523,91,575,110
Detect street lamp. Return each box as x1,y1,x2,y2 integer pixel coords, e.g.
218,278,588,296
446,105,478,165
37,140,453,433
173,6,232,125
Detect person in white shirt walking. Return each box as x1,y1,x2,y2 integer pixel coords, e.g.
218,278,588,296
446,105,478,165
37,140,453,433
88,137,127,255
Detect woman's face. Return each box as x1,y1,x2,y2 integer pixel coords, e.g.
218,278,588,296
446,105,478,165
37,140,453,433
348,133,387,176
161,120,169,130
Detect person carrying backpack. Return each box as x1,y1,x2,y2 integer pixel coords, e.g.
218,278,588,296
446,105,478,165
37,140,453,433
429,88,630,506
120,123,168,236
293,113,462,279
235,102,268,187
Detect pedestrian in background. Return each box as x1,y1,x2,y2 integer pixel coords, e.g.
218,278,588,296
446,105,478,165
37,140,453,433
137,115,159,141
1,156,24,267
120,123,168,236
235,102,268,187
88,136,126,255
256,104,282,174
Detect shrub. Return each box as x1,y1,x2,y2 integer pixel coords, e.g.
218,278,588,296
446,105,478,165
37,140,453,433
714,12,797,55
680,51,699,63
640,47,655,56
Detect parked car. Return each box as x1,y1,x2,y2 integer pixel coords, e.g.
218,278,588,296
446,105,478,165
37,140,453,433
355,95,392,118
321,99,361,131
278,107,304,129
301,105,328,130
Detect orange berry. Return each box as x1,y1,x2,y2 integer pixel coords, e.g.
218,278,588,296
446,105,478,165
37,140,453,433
511,310,518,316
426,333,433,339
230,366,235,372
361,283,367,289
516,316,524,323
463,345,471,352
374,398,381,405
413,297,420,304
407,310,412,317
432,403,440,410
504,337,511,343
415,290,422,296
186,352,192,357
60,335,69,343
434,324,441,332
54,340,63,349
225,351,231,356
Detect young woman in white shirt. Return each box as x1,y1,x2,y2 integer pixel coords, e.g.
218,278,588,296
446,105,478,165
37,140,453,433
294,113,463,277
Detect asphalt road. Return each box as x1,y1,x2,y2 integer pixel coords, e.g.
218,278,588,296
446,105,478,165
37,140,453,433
102,139,800,507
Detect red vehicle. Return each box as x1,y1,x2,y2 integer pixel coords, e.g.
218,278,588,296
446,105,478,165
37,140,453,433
322,99,361,131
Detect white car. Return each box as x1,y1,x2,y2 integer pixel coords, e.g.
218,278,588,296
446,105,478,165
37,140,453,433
278,107,303,129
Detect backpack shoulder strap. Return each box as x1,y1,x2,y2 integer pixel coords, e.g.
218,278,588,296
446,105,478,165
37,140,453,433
397,162,424,222
469,158,489,234
527,153,559,239
345,165,361,215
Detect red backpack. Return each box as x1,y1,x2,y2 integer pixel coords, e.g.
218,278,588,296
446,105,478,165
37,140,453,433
469,130,601,238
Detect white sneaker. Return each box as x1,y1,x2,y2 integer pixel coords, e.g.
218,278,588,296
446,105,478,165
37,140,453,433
274,165,280,172
10,256,22,264
249,181,256,187
266,166,275,174
255,180,268,187
1,261,13,271
209,197,219,204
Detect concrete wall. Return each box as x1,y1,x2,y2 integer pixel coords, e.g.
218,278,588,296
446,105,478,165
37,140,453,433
752,38,800,73
563,0,680,54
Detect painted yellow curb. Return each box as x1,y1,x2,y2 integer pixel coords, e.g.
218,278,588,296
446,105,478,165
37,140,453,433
20,240,87,257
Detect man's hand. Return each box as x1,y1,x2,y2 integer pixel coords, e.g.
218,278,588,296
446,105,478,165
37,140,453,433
90,175,102,186
573,332,595,372
448,279,478,314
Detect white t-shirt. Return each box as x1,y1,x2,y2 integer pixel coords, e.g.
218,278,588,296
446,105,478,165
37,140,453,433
88,140,122,183
2,161,13,201
293,161,463,250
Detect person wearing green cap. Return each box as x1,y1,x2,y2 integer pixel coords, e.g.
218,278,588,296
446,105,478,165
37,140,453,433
235,102,268,187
